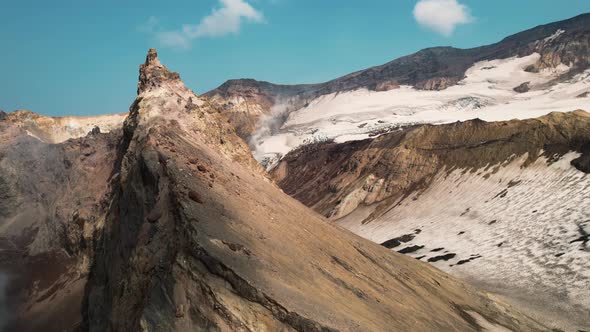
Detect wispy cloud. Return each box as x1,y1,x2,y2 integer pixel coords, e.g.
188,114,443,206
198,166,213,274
138,16,159,33
145,0,264,49
413,0,473,37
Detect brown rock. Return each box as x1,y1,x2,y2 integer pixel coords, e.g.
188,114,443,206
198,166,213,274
137,48,182,95
175,305,184,318
188,190,203,204
513,82,531,93
146,209,162,223
373,81,400,92
415,77,459,91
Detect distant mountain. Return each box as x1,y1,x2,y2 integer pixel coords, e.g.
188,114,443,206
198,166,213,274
316,12,590,92
208,12,590,102
0,110,125,143
205,13,590,164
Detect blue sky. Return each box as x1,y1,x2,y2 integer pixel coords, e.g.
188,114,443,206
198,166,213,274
1,0,590,116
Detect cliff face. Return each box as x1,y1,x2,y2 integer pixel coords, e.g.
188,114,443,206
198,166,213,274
273,111,590,219
78,50,548,331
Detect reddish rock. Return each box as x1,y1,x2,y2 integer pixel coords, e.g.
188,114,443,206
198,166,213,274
188,190,203,204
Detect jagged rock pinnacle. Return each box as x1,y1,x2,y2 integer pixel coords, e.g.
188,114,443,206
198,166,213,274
145,48,161,67
137,48,180,95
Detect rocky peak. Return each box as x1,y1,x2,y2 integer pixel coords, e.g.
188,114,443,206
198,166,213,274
145,48,161,67
137,48,181,95
129,49,195,130
128,49,263,175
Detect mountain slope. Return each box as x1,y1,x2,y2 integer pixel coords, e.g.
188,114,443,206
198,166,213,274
271,111,590,330
79,49,548,331
316,12,590,93
205,13,590,166
208,12,590,105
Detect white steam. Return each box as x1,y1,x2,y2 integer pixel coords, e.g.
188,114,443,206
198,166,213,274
249,98,300,170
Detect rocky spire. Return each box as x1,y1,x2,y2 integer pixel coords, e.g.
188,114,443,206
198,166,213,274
144,48,161,67
137,48,181,95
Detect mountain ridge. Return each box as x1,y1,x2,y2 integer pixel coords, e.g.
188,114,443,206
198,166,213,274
209,12,590,95
206,12,590,142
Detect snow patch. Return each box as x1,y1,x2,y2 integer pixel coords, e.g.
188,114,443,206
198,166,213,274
339,152,590,330
544,29,565,43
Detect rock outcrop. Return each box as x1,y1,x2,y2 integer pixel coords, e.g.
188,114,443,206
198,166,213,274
513,81,531,93
138,48,182,95
273,110,590,220
372,80,400,92
204,79,317,141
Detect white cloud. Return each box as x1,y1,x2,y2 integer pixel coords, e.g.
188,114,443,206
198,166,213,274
156,31,192,49
413,0,473,36
153,0,263,49
138,16,159,33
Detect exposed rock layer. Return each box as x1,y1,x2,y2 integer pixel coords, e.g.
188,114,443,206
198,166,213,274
273,110,590,219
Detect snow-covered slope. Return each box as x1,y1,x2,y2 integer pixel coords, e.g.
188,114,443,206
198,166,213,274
253,54,590,166
271,111,590,331
338,152,590,331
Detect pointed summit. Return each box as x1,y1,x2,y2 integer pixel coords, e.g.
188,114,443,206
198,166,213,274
137,48,181,95
144,48,161,67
